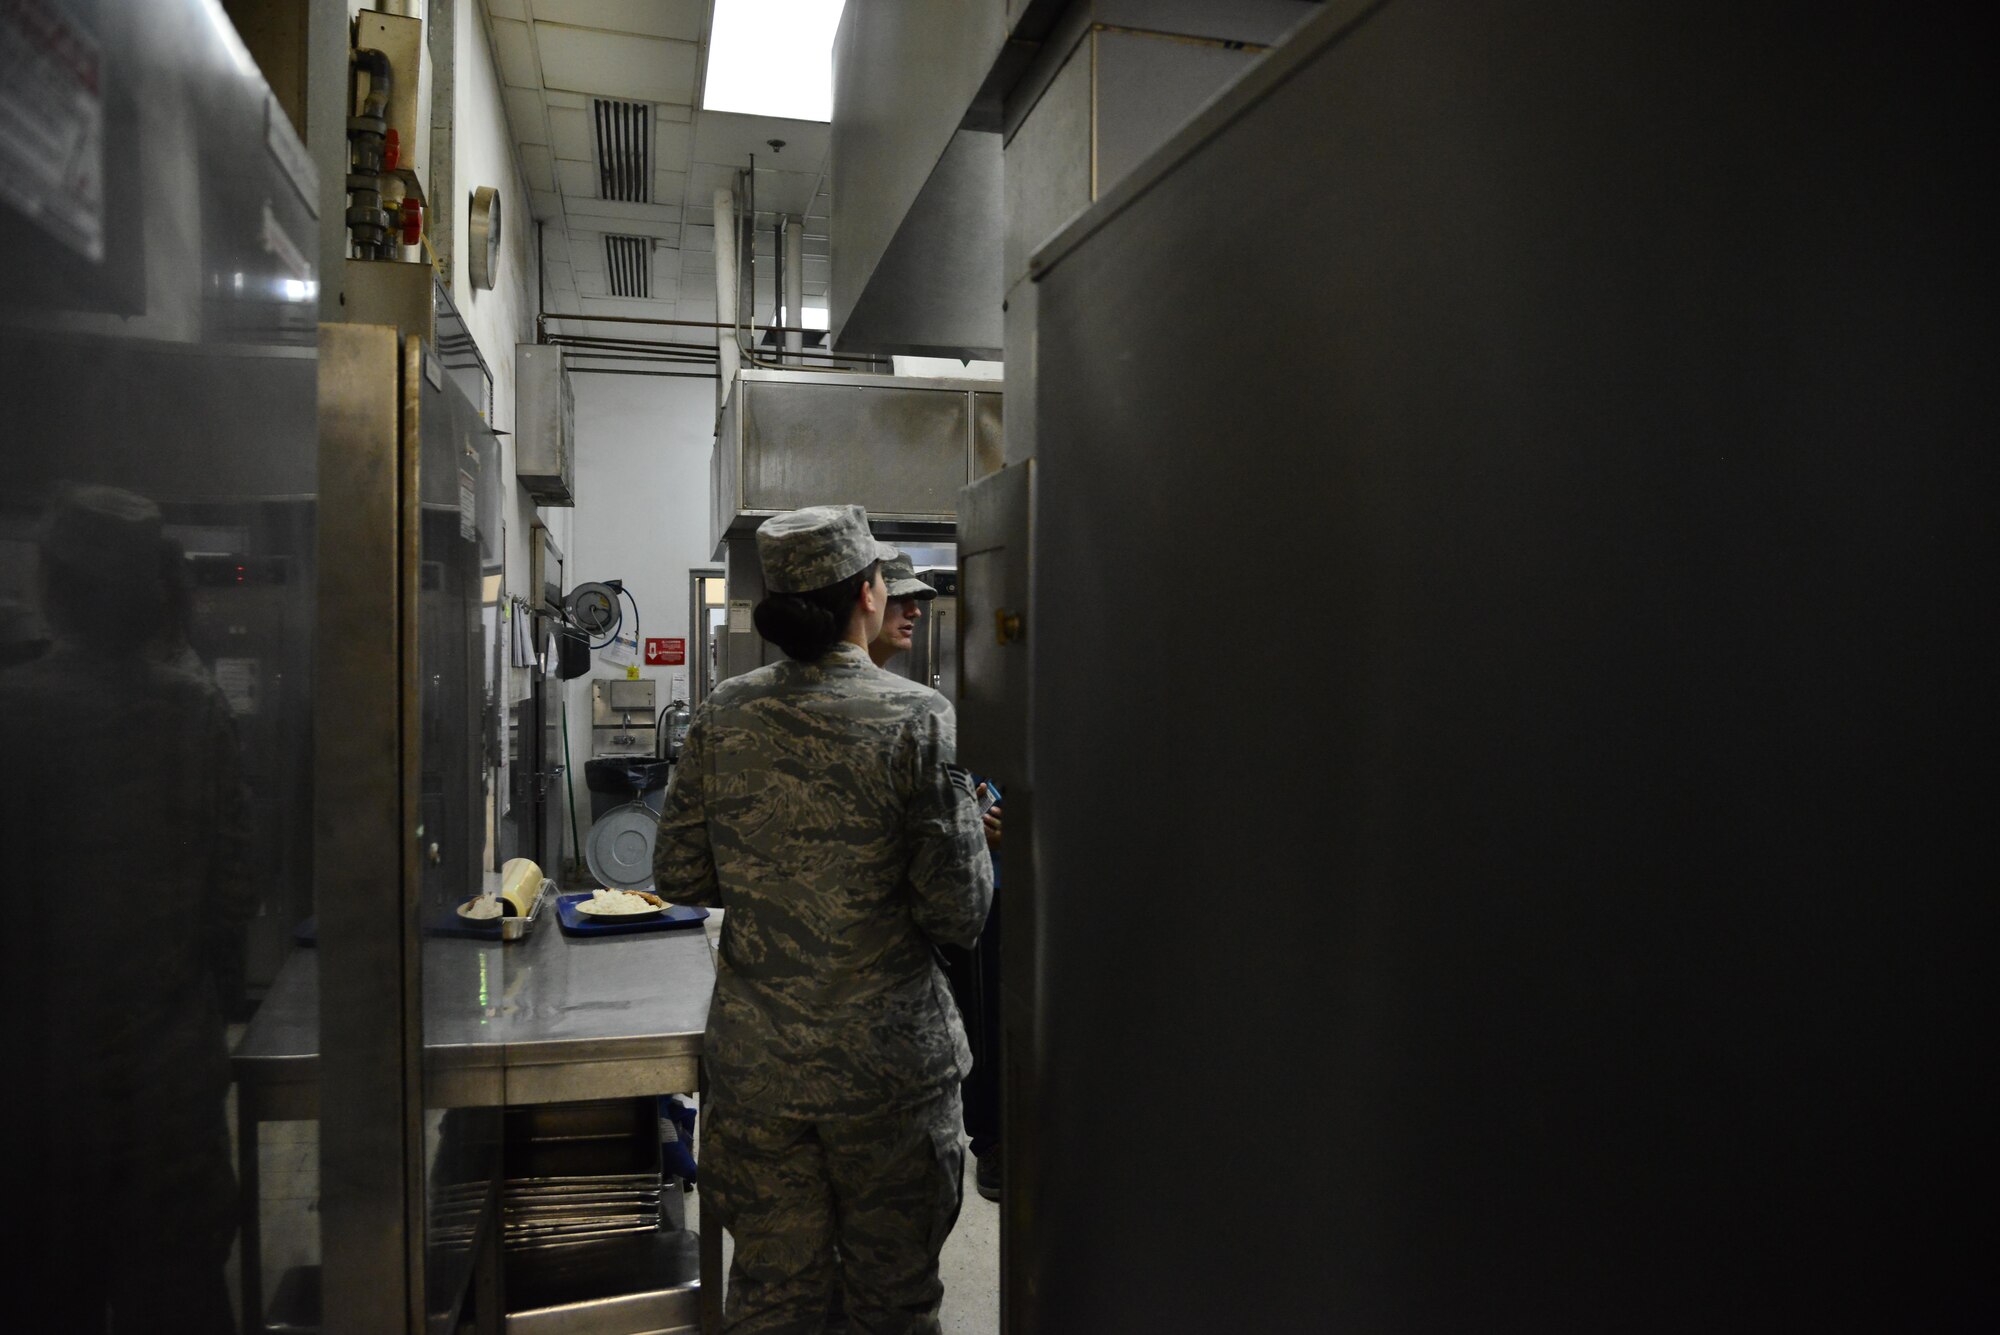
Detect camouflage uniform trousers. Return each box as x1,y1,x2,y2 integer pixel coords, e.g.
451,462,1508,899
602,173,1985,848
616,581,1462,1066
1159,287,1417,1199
706,1086,966,1334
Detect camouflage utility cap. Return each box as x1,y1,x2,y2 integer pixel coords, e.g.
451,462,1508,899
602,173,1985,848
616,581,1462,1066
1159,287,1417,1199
757,504,897,594
881,551,937,601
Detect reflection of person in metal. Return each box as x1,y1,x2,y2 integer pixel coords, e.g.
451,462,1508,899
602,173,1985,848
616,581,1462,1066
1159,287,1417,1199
0,484,252,1334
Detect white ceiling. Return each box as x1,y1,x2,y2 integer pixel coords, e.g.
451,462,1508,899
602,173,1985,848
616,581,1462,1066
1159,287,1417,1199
480,0,833,342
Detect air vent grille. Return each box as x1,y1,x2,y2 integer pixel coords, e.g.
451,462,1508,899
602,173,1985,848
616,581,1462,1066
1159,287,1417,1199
593,99,651,203
606,235,652,298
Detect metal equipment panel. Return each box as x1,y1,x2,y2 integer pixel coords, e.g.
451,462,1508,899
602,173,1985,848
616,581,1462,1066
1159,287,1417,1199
314,324,416,1332
712,370,992,541
833,128,1006,358
516,343,575,505
830,0,1006,352
317,325,499,1333
741,381,969,519
973,392,1005,479
1091,26,1266,187
1002,35,1092,285
1,3,319,1328
346,258,437,350
413,338,505,1335
1025,1,1989,1329
957,463,1033,782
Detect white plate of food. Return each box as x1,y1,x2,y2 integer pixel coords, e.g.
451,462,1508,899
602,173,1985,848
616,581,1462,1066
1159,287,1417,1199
574,888,667,919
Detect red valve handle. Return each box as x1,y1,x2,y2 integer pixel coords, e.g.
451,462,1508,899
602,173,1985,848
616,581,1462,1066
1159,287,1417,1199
401,198,422,247
383,128,400,173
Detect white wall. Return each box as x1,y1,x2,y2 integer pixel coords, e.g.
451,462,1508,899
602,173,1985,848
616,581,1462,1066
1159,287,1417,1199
449,0,555,722
559,372,719,856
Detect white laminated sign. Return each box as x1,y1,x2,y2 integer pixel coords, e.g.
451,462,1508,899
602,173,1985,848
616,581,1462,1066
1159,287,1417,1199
0,0,105,261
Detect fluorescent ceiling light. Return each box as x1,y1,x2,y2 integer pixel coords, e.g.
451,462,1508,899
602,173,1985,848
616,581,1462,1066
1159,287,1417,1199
799,305,829,330
703,0,847,122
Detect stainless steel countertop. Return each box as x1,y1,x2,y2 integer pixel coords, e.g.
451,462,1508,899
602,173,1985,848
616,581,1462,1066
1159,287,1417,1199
233,916,716,1106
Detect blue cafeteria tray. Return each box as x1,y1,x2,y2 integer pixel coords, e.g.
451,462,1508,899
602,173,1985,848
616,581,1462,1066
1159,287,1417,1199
555,892,709,937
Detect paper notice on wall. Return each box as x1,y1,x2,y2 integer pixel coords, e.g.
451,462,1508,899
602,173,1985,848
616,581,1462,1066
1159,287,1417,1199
727,599,753,633
459,469,477,541
601,630,639,667
0,0,105,261
511,601,536,668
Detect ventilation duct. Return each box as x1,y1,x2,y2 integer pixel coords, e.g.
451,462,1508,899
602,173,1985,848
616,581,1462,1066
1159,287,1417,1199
605,235,651,298
592,99,651,203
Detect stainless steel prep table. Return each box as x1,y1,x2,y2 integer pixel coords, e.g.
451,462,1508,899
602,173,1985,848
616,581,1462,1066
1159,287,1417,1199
233,921,721,1332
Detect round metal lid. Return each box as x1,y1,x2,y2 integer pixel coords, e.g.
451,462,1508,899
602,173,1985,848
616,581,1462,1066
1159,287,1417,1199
584,801,658,891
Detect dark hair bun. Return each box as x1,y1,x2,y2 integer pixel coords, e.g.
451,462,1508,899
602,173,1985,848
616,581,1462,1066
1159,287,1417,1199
753,593,842,661
750,559,881,662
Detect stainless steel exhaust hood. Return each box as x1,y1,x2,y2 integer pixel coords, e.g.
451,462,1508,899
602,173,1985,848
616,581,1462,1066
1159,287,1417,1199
709,368,1002,557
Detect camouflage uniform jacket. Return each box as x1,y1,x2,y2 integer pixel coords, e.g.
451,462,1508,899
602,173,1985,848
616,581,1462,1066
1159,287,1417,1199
654,641,993,1118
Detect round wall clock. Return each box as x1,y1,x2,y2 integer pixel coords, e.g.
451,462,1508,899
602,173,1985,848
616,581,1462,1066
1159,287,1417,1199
469,186,502,290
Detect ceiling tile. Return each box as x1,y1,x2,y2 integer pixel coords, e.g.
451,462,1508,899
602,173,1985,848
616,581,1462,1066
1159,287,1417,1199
491,19,540,89
745,168,820,217
528,188,564,219
578,297,681,320
535,25,698,104
576,199,685,227
653,247,684,279
530,0,704,42
687,162,737,199
655,121,692,173
566,205,682,239
683,223,713,253
487,0,527,17
653,169,689,209
692,111,829,169
548,107,593,161
682,250,714,276
520,144,556,192
544,259,574,288
541,229,571,262
556,158,598,197
502,87,548,143
575,270,607,296
658,102,693,124
544,89,587,110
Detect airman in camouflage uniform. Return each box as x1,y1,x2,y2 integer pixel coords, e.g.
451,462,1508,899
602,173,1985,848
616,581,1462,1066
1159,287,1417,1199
655,505,993,1334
